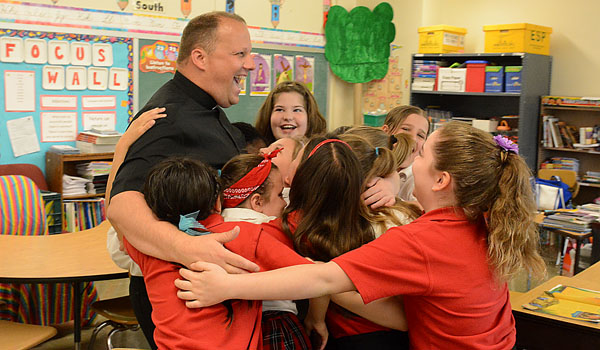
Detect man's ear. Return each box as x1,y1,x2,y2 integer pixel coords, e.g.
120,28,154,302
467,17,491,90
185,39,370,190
189,47,208,71
249,193,263,212
432,171,452,192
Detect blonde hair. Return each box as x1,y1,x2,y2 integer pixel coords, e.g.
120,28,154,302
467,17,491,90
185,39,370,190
338,134,421,231
344,126,415,170
435,121,546,282
384,105,427,134
255,81,326,144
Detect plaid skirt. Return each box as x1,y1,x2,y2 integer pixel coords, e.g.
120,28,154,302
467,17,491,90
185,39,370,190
262,311,312,350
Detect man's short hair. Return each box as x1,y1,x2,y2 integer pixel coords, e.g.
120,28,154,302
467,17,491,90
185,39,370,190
177,11,246,64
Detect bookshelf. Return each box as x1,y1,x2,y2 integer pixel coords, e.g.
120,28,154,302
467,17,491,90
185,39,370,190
45,152,114,199
410,52,552,170
539,97,600,204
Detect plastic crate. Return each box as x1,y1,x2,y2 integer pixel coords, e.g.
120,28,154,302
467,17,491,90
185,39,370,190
41,191,62,234
483,23,552,55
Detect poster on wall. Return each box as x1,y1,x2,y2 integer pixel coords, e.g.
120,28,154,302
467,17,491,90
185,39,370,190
273,54,293,86
250,53,272,96
295,56,314,93
0,29,133,170
140,41,178,74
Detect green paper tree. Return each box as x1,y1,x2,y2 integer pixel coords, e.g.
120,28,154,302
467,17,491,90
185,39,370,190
325,3,395,83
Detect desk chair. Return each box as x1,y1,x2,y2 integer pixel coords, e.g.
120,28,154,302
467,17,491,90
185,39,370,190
0,163,48,191
0,320,57,350
538,168,580,198
88,296,140,350
0,175,99,326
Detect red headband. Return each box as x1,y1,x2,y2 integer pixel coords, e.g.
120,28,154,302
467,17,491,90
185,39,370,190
307,139,352,158
222,148,282,208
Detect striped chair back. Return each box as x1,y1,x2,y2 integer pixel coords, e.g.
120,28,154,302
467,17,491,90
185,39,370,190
0,175,48,236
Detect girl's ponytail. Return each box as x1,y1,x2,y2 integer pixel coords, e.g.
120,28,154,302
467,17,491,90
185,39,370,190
487,152,546,281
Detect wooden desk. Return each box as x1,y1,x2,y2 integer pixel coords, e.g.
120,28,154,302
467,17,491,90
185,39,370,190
512,276,600,350
573,260,600,281
0,220,128,350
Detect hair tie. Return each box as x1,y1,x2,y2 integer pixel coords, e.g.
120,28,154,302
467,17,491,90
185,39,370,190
375,147,381,156
493,135,518,164
222,148,282,208
307,139,352,158
178,210,209,236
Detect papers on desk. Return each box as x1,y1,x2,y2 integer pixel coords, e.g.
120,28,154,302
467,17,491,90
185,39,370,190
522,284,600,323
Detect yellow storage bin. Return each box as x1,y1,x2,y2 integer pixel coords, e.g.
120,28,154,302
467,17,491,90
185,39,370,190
483,23,552,55
418,25,466,53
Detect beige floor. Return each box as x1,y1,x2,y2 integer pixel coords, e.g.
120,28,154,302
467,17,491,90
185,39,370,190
31,233,571,350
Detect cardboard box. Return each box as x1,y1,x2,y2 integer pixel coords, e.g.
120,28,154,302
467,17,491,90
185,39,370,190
505,66,522,93
364,114,386,127
465,60,488,92
483,23,552,55
418,25,466,53
437,68,466,92
472,119,499,132
485,66,504,92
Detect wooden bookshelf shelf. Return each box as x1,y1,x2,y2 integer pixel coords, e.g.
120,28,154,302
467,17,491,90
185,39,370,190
45,152,114,198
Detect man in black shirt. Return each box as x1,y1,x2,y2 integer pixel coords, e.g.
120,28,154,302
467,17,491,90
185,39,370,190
108,12,258,348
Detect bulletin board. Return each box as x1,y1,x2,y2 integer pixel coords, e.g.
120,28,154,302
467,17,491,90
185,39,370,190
0,29,133,172
137,45,328,126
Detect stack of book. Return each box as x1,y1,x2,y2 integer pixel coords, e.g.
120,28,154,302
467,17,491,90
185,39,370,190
49,145,80,155
62,198,106,232
541,209,599,233
582,171,600,184
540,157,580,172
76,129,122,154
76,161,112,195
411,60,440,91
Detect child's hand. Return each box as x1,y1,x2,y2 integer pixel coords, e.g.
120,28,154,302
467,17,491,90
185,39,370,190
119,107,167,149
362,173,399,209
174,262,232,308
304,316,328,350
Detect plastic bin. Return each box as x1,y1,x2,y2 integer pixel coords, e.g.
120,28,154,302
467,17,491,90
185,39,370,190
485,66,504,92
418,25,466,53
483,23,552,55
505,66,522,93
465,60,488,93
41,191,62,234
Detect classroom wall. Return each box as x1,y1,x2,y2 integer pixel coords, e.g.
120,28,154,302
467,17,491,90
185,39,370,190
6,0,599,134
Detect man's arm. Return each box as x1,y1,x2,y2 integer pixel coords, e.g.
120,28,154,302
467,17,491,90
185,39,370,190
108,191,258,272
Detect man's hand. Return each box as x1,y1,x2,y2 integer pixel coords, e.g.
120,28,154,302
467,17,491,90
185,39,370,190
193,227,259,274
362,172,400,209
175,261,231,308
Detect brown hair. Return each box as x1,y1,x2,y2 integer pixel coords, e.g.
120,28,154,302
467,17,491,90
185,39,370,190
337,134,421,231
177,11,246,64
434,121,546,281
219,154,278,208
255,81,327,144
143,157,219,225
282,136,374,261
384,105,428,134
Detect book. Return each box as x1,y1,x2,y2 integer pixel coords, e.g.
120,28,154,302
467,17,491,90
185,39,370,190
547,117,564,148
557,122,574,148
49,145,80,154
77,130,122,144
522,284,600,323
75,141,116,154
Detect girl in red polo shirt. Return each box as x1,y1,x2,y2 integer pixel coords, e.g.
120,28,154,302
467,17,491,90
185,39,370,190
176,121,547,350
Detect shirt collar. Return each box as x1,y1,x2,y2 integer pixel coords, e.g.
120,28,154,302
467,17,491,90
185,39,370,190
200,213,225,229
173,71,218,110
222,208,276,224
419,207,468,222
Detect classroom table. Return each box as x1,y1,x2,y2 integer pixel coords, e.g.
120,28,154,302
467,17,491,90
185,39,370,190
535,213,600,275
0,220,128,350
511,276,600,350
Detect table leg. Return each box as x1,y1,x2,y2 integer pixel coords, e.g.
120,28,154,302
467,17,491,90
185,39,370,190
73,281,82,350
574,239,582,275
